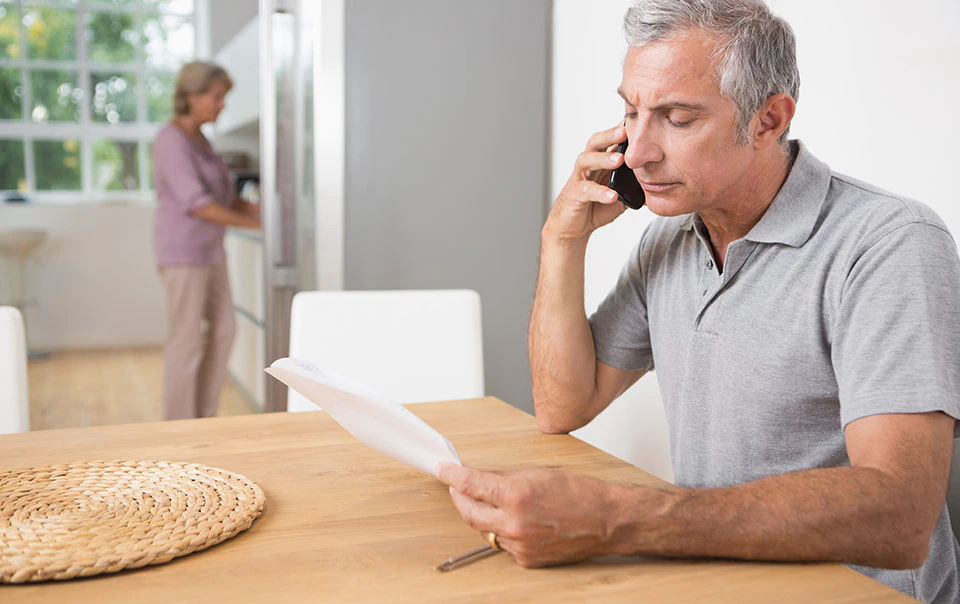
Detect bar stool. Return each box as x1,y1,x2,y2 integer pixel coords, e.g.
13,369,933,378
0,229,49,360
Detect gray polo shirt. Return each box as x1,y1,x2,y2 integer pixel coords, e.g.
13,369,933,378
589,141,960,603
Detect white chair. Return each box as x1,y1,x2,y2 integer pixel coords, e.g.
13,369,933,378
286,290,484,411
0,229,48,359
0,306,30,434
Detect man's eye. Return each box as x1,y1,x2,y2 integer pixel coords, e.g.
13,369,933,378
624,112,638,120
668,117,692,127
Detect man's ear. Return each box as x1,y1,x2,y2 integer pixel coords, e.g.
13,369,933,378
751,93,796,148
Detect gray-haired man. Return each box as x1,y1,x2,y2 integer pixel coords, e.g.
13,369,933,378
436,1,960,602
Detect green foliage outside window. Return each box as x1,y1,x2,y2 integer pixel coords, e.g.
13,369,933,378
0,5,20,59
0,139,25,190
34,139,82,191
146,71,174,122
30,69,81,122
91,71,137,123
0,2,194,196
86,11,136,64
24,8,76,61
143,13,193,69
92,139,139,191
0,66,21,119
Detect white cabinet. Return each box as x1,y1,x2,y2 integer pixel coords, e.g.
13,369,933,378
225,230,264,410
225,230,263,320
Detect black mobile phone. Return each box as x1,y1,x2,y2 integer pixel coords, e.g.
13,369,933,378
608,140,645,210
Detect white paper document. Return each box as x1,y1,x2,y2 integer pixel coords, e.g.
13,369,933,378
264,357,461,476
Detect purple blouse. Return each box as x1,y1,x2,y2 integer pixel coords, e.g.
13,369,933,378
152,123,234,265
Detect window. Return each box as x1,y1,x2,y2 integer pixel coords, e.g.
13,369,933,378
0,0,196,202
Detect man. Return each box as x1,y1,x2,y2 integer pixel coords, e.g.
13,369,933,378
435,1,960,602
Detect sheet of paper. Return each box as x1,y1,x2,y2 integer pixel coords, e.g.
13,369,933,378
264,357,460,476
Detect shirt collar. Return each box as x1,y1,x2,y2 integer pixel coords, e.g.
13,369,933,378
679,141,831,248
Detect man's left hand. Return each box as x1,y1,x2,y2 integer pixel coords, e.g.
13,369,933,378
435,463,628,568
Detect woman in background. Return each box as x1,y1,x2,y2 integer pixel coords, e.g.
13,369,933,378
153,61,260,420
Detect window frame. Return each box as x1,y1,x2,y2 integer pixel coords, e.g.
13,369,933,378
0,0,202,203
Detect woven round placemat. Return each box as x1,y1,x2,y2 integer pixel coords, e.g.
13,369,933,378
0,460,265,583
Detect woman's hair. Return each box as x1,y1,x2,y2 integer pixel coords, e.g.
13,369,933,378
173,61,234,116
624,0,800,144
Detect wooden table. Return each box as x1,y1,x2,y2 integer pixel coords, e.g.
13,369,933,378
0,397,913,603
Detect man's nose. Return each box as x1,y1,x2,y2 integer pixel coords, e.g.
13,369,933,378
624,122,664,169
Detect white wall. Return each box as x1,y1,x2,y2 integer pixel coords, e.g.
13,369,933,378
769,0,960,231
0,204,166,350
552,0,672,481
551,0,960,483
214,17,260,138
207,0,258,56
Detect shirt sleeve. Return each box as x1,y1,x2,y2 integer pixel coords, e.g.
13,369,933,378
588,236,655,372
832,220,960,433
152,130,216,214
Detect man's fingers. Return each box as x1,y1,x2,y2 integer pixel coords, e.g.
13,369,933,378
448,486,507,530
575,150,624,175
565,180,620,205
585,123,627,152
435,463,507,505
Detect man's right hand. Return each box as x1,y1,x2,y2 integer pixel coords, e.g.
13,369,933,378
543,123,630,245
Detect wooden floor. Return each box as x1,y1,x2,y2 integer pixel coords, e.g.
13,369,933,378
27,348,255,431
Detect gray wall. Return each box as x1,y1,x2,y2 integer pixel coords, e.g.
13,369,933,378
344,0,552,412
208,0,259,56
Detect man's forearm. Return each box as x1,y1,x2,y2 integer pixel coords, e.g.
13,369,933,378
609,467,933,569
530,234,603,433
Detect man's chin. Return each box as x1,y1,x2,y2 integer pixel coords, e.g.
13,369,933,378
643,194,692,218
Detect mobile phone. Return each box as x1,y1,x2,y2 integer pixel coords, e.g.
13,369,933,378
608,140,645,210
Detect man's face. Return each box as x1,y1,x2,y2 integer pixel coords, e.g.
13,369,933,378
619,30,757,218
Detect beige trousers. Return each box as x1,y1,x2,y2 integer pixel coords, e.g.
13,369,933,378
159,264,236,420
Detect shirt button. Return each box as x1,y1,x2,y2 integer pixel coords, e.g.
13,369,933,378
706,259,714,269
702,289,708,296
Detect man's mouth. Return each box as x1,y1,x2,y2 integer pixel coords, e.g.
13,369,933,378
638,180,677,193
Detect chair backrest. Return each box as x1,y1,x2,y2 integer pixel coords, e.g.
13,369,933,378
286,290,484,411
0,306,30,434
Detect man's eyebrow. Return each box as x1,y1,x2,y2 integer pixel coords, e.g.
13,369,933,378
616,89,706,112
651,101,706,112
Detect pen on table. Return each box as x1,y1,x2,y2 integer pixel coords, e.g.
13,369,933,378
435,544,501,572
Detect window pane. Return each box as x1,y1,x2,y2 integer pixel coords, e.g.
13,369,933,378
145,71,173,122
34,138,81,191
143,13,193,70
0,4,21,59
92,139,139,191
85,10,136,64
0,67,22,120
142,0,193,15
30,69,81,122
23,8,77,61
91,71,136,123
0,139,25,190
